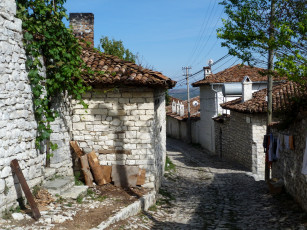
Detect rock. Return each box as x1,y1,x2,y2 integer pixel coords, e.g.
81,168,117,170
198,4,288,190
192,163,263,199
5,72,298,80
12,213,24,221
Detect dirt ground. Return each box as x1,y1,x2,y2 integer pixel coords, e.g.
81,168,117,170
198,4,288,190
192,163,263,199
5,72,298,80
3,184,149,230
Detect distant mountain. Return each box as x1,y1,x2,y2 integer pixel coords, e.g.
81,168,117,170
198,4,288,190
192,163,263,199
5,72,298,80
168,88,200,101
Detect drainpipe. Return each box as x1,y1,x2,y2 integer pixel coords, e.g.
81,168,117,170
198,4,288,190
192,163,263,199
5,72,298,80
211,84,219,116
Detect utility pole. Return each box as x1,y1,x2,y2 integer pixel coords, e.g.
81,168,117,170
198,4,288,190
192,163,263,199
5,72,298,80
265,0,275,181
182,66,192,143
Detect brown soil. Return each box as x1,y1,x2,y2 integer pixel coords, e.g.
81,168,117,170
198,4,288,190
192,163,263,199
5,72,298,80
52,184,149,230
5,184,149,230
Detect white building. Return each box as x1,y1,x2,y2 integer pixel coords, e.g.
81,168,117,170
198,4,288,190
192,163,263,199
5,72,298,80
192,64,285,154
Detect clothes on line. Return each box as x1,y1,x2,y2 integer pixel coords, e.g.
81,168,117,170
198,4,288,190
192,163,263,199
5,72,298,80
302,137,307,175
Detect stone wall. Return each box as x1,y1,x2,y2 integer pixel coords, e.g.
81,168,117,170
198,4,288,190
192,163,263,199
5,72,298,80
71,87,166,189
0,0,74,211
271,116,307,211
153,89,166,189
49,95,74,178
214,111,266,178
166,116,200,144
0,0,45,211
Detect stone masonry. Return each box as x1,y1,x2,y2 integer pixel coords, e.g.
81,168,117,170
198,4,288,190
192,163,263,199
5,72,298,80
214,111,266,178
0,0,74,211
272,116,307,211
0,0,45,211
71,87,166,189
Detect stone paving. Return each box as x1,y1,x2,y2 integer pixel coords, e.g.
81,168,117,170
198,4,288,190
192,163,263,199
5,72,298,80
109,138,307,230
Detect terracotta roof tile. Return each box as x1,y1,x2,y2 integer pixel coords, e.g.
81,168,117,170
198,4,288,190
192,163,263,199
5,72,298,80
221,82,307,113
81,44,176,89
166,96,200,121
192,64,286,87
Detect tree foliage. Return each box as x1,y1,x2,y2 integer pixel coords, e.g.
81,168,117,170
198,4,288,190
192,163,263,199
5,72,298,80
98,36,136,63
217,0,306,84
16,0,90,150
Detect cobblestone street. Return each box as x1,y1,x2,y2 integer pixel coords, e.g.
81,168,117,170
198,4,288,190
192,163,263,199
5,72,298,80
109,138,307,230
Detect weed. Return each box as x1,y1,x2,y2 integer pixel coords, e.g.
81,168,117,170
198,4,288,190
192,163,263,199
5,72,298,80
87,188,95,196
165,156,175,172
55,194,65,204
159,188,175,200
2,209,12,220
76,195,83,204
74,172,84,186
32,185,40,197
95,195,107,202
66,202,73,207
148,204,157,212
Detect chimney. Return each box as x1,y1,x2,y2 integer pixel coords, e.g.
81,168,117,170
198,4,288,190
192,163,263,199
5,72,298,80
179,103,184,117
242,76,253,102
171,100,176,113
203,66,212,78
70,13,94,47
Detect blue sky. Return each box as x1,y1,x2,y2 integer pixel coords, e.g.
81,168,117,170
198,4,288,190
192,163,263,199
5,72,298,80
64,0,242,88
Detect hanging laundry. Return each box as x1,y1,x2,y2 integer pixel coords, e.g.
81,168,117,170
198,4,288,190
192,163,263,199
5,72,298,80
289,136,294,150
302,137,307,175
279,133,284,152
284,135,290,149
276,135,281,159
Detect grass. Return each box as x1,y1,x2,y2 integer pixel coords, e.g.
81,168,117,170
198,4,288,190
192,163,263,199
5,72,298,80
2,205,22,220
76,194,84,204
148,204,157,212
74,172,84,186
165,156,176,172
86,188,107,202
55,194,66,204
32,185,40,197
159,188,175,201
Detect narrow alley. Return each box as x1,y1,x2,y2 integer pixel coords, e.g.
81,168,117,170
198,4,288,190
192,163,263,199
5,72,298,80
109,138,307,230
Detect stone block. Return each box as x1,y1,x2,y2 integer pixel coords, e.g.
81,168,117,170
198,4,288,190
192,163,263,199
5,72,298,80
73,122,85,130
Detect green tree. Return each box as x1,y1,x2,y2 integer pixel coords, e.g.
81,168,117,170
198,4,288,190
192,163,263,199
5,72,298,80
217,0,306,84
98,36,136,63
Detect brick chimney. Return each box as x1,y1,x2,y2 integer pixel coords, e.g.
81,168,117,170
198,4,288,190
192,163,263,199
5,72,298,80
242,76,253,102
203,66,212,78
70,13,94,47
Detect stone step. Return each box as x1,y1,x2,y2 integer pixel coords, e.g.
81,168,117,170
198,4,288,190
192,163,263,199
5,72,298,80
43,177,75,196
61,185,88,199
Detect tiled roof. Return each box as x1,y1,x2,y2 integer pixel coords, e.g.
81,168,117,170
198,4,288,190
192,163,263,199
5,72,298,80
166,96,200,121
80,44,176,89
221,81,306,113
192,64,285,87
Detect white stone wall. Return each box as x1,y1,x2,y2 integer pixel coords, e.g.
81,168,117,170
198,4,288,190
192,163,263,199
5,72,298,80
71,87,166,189
0,0,75,211
166,116,200,144
0,0,45,211
272,117,307,211
214,112,266,178
49,95,74,177
153,89,166,189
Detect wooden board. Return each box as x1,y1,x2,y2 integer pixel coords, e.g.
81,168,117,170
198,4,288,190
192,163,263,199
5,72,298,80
136,169,146,186
101,165,112,183
111,165,139,188
80,155,94,187
10,159,41,220
98,149,131,155
87,151,108,185
70,141,84,158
